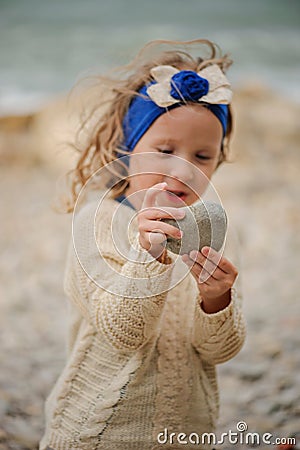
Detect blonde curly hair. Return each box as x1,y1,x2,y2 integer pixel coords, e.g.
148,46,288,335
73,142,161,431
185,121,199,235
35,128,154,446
60,39,233,213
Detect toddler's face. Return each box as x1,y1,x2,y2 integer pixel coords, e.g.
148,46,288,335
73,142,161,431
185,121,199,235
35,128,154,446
125,104,223,209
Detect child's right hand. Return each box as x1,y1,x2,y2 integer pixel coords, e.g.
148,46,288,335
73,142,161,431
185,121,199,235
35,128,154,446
137,182,185,262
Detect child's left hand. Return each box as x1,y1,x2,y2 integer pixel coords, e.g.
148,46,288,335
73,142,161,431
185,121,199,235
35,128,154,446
182,246,238,314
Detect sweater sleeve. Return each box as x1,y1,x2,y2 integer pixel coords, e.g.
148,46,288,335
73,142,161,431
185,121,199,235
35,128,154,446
192,286,246,364
191,223,246,365
63,199,174,351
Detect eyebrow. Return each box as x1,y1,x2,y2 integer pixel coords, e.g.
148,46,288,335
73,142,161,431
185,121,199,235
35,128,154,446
152,138,178,145
154,138,217,151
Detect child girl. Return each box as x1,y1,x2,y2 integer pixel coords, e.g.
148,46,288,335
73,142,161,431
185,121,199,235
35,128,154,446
40,39,246,450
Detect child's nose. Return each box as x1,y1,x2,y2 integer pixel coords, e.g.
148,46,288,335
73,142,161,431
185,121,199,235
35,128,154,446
169,159,193,182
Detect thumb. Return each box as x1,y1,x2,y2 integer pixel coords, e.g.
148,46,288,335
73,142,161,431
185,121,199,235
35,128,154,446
142,182,168,209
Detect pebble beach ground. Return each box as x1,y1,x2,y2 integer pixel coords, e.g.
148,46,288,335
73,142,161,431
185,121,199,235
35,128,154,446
0,85,299,449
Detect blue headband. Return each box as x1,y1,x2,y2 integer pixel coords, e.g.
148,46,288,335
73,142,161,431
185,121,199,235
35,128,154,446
122,83,229,152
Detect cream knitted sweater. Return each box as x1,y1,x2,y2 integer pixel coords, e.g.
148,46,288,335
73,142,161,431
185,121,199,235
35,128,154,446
40,193,246,450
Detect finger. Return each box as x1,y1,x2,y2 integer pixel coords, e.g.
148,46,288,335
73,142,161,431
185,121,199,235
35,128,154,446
198,267,213,284
145,231,167,246
141,206,185,221
182,254,216,282
201,247,237,276
185,254,234,289
218,258,238,278
191,264,212,286
142,182,168,208
198,264,225,281
200,246,223,267
145,222,182,240
189,249,219,275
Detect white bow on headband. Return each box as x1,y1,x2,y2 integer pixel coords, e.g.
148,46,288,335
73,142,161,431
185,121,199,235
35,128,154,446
147,64,232,108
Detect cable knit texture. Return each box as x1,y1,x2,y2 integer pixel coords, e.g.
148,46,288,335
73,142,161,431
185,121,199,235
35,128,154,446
40,194,246,450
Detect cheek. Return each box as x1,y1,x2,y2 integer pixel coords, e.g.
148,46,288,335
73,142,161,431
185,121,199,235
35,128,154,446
205,161,218,176
201,153,221,177
189,163,218,198
129,173,163,192
193,177,210,197
142,173,163,186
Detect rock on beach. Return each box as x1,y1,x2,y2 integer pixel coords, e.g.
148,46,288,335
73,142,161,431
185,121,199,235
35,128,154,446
164,200,227,255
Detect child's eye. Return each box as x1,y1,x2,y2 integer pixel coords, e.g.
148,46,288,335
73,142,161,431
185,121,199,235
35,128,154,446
196,154,211,160
157,148,173,154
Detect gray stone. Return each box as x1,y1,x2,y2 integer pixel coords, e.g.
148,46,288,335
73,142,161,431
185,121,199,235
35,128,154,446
276,388,299,409
3,416,40,447
163,200,227,255
235,362,269,382
0,398,9,417
271,410,288,426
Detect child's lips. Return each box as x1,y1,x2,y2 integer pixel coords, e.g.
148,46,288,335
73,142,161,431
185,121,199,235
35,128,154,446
165,189,188,203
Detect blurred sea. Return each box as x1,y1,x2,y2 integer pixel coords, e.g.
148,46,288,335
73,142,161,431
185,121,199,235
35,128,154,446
0,0,299,114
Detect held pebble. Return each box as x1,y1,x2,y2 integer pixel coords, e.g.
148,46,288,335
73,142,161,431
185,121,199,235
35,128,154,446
162,200,227,255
